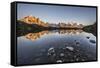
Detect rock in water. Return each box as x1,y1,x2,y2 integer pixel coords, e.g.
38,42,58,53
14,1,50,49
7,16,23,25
86,36,90,39
66,46,74,51
75,40,80,46
48,47,55,56
56,60,63,63
60,53,64,57
89,40,96,44
76,42,80,45
48,47,55,52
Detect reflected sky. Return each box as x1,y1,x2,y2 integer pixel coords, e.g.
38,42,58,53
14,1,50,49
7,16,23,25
24,30,83,41
17,3,96,25
17,30,96,65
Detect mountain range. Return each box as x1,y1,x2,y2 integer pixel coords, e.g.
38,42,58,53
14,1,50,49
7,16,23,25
18,15,49,27
17,15,96,36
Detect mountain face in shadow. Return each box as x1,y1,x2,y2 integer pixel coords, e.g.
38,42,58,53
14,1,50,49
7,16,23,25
16,20,50,37
83,22,97,36
17,16,58,36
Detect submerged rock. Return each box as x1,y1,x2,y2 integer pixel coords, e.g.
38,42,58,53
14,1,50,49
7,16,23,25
74,40,80,46
81,59,85,61
60,53,65,57
48,47,55,56
76,42,80,45
86,36,90,39
48,47,55,52
75,40,76,42
76,58,79,61
89,40,96,44
66,46,74,51
56,60,63,63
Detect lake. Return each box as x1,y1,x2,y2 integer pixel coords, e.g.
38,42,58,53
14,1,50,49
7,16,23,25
17,29,96,65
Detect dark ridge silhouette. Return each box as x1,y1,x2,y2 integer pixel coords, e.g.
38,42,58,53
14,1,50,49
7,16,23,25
17,20,48,37
83,22,97,36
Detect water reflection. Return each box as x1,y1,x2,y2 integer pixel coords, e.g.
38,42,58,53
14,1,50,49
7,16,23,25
17,29,96,65
25,31,49,41
25,30,83,41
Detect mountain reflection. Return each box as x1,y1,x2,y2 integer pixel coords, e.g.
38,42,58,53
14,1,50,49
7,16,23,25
25,30,83,41
25,31,49,41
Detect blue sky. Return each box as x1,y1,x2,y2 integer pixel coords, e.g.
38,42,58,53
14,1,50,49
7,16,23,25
17,3,96,25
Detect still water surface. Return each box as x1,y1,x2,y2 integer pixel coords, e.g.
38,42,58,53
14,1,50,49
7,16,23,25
17,30,96,65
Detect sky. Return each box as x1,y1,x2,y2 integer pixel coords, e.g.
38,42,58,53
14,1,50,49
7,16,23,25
17,3,96,25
